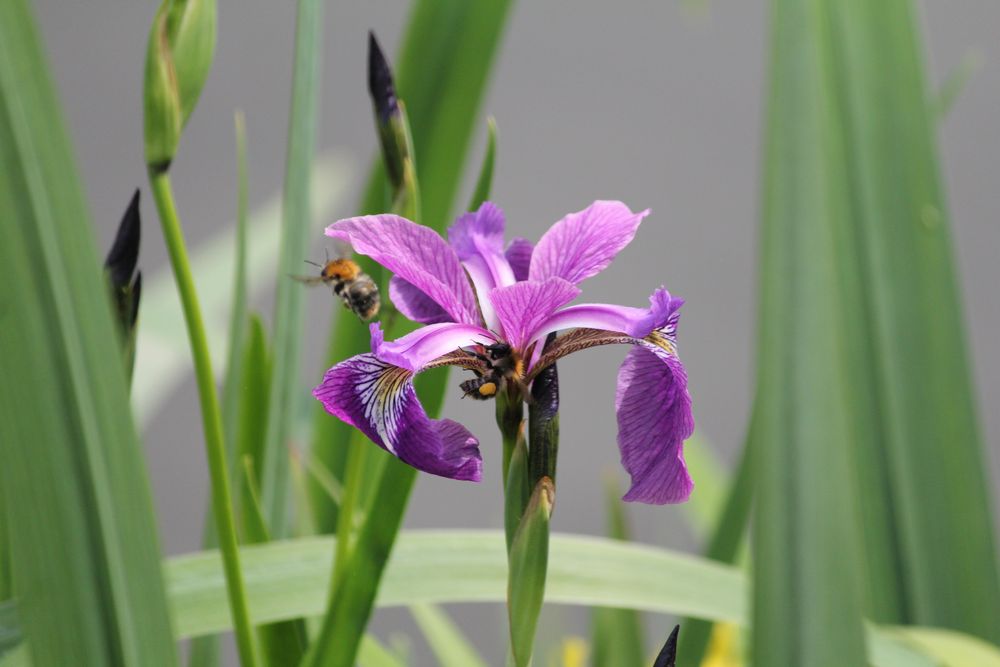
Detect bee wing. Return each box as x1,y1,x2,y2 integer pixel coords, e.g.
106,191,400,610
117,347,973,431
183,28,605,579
289,274,325,286
328,238,354,260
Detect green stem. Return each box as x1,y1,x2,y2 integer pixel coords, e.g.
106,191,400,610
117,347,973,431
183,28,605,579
329,440,366,597
148,170,260,667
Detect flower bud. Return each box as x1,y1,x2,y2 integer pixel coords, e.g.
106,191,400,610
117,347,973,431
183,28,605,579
653,625,680,667
507,476,554,667
104,190,143,378
367,31,419,218
528,333,560,484
143,0,217,171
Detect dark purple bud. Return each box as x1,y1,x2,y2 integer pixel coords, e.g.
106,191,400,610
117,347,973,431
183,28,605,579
653,625,680,667
528,333,560,485
105,189,141,291
367,31,399,123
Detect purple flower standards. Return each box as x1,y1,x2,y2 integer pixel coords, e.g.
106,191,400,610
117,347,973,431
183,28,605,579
313,199,694,505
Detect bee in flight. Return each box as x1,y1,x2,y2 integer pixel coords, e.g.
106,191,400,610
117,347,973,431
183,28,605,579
459,341,527,400
291,251,380,321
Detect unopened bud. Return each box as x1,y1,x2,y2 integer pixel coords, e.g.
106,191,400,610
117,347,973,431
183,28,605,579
507,476,554,667
143,0,217,171
528,333,560,484
104,190,143,378
653,625,680,667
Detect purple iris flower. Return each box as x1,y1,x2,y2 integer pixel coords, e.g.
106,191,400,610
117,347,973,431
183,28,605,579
313,201,694,504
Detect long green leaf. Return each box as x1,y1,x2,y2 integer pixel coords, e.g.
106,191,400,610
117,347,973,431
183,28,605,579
260,0,327,536
753,0,873,660
8,531,996,666
410,604,488,667
823,0,999,636
0,1,177,664
757,3,999,662
590,477,646,667
153,531,997,667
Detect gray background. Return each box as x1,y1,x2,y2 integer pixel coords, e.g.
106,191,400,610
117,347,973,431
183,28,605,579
34,0,1000,663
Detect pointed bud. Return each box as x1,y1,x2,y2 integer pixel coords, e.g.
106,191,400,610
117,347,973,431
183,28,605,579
528,332,560,484
143,0,217,171
507,476,554,667
653,625,680,667
104,190,143,379
367,31,419,218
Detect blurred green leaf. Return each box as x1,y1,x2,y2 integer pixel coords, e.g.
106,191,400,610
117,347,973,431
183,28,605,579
467,117,497,211
410,604,487,667
590,477,646,667
357,636,407,667
675,434,754,667
890,627,1000,667
931,49,982,121
755,3,1000,664
157,531,988,666
259,0,327,537
0,1,178,664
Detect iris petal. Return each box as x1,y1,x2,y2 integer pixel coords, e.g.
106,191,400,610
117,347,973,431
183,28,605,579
505,237,534,282
526,287,684,346
488,277,580,351
616,344,693,504
326,214,480,325
448,203,516,329
529,201,649,285
388,276,452,324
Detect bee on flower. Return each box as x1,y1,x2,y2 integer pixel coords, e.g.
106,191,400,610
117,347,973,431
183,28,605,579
313,200,694,504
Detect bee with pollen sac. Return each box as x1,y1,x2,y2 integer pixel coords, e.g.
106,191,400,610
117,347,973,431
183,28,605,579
291,251,381,322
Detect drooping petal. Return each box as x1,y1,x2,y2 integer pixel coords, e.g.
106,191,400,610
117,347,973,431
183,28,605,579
370,321,493,372
616,344,693,504
389,276,452,324
505,237,534,282
527,287,684,346
327,214,480,325
448,203,516,329
529,201,650,285
314,353,482,481
488,277,580,351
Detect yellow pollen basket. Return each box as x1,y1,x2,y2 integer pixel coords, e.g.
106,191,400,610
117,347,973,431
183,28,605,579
479,382,497,396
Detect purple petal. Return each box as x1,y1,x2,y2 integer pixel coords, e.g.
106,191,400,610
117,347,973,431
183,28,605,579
448,203,516,328
616,345,694,504
389,276,452,325
370,321,493,371
314,353,482,481
327,214,480,325
448,201,506,256
488,277,580,351
528,287,684,344
505,237,534,282
529,201,650,285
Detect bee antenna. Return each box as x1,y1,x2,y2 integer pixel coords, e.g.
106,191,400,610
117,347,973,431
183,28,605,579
304,259,323,268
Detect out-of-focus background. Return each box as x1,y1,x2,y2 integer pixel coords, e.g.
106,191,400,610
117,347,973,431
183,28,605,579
33,0,999,662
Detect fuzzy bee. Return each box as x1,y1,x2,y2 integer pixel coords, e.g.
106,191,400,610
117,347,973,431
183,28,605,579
292,253,380,321
459,341,527,400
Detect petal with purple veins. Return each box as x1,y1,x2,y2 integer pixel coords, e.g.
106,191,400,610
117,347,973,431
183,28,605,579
529,201,649,285
505,237,534,282
616,344,694,504
488,277,580,351
370,321,493,371
527,287,684,345
448,203,516,328
327,214,480,325
389,276,452,324
314,353,482,481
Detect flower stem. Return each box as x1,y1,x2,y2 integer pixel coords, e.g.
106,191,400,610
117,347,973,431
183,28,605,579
148,170,260,667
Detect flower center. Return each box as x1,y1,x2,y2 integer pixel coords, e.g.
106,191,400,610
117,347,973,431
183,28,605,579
459,342,524,401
